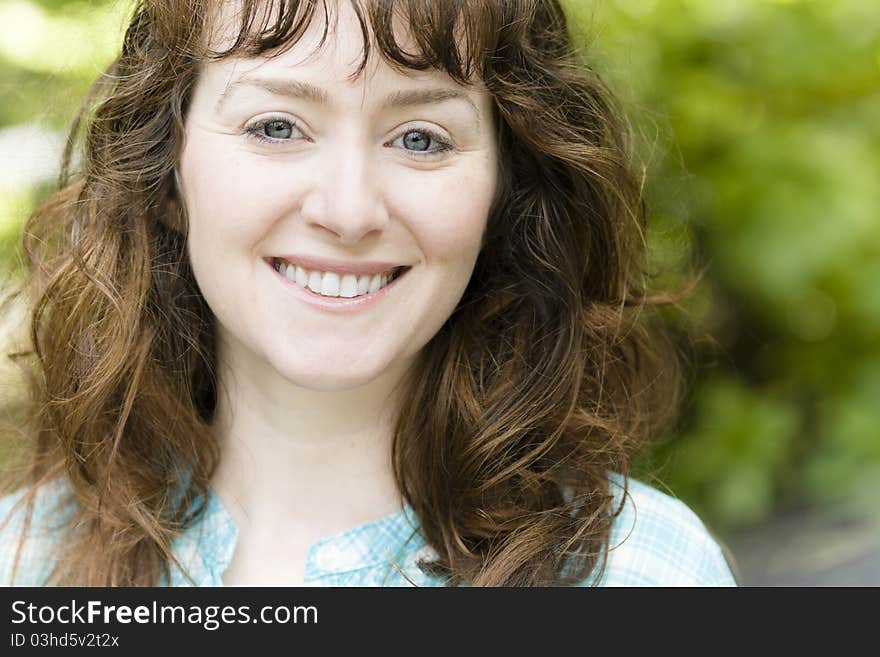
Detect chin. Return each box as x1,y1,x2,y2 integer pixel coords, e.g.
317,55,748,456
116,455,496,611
271,355,395,393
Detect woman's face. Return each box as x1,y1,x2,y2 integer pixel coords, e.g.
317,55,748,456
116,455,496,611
178,3,497,391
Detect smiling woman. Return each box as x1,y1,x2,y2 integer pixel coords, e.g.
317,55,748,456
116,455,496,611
179,4,497,405
0,0,736,587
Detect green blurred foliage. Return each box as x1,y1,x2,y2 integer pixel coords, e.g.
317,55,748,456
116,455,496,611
0,0,129,274
565,0,880,531
0,0,878,533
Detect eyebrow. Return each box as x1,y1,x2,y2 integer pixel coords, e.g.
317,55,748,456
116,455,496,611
215,76,482,127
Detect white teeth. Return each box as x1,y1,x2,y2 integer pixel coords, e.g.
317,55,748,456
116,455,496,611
308,270,323,293
321,271,341,297
295,265,307,287
274,259,403,298
339,274,358,298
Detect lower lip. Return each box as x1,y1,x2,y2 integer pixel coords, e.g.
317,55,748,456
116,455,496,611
266,260,410,314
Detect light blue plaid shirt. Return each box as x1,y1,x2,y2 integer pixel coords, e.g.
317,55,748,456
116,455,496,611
0,473,736,586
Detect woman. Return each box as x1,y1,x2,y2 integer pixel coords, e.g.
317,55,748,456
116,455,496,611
0,0,736,586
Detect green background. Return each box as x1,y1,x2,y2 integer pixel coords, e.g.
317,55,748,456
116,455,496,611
1,0,878,551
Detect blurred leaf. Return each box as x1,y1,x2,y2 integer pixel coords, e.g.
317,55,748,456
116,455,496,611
658,375,799,529
0,0,877,535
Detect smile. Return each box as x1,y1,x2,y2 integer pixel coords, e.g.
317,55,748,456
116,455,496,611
268,257,410,300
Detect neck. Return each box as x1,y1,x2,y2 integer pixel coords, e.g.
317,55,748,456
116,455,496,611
209,334,412,541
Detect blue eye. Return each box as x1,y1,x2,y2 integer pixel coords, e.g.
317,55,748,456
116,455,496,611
395,128,453,157
263,120,294,139
403,131,431,151
244,118,303,143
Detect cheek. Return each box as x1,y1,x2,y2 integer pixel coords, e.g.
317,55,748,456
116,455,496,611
180,135,307,255
179,136,295,324
391,162,496,268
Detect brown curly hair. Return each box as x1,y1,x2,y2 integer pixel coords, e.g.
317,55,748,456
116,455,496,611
1,0,684,586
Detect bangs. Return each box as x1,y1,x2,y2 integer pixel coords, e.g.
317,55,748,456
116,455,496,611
205,0,513,84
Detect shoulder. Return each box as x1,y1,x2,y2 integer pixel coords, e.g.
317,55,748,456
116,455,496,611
0,478,75,586
583,473,737,586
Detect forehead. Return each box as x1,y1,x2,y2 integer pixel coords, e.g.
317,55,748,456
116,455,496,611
197,0,495,122
204,0,473,86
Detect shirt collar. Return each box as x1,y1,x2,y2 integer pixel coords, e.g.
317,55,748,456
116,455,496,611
168,486,427,586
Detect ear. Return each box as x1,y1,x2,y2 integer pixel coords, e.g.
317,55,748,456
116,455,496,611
162,196,186,234
160,168,187,234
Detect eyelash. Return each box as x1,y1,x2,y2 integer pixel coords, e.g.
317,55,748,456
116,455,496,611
243,117,306,145
242,117,455,158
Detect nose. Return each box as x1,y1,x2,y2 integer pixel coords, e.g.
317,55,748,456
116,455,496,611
300,144,390,246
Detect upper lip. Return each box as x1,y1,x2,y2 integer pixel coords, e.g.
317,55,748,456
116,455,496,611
268,254,408,276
